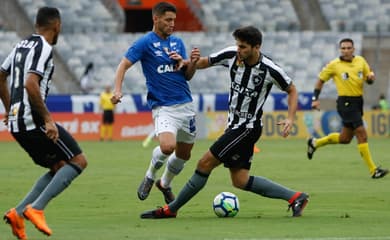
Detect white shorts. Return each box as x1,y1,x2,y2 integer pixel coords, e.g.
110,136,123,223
152,102,197,144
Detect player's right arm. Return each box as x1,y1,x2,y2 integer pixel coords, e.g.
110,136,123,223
111,57,133,104
311,79,324,110
0,70,10,125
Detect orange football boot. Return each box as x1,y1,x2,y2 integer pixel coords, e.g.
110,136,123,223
4,208,27,240
23,204,52,236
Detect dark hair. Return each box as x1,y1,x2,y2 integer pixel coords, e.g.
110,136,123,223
232,26,262,47
339,38,354,46
152,2,176,16
35,7,61,27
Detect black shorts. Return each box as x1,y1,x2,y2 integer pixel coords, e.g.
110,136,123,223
11,123,82,168
209,126,262,170
102,110,114,124
336,96,364,129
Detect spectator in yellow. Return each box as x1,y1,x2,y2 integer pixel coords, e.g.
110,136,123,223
99,85,115,141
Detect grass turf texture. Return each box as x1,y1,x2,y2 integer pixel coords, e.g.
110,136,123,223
1,138,389,240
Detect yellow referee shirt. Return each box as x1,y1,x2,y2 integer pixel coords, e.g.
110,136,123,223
319,56,371,96
99,91,115,110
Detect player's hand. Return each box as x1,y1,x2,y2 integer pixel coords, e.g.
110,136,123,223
366,71,375,84
190,48,200,63
367,71,375,81
111,92,122,104
311,100,320,111
277,118,293,138
45,120,59,143
169,51,184,70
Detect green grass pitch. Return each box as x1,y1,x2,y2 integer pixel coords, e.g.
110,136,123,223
1,138,389,240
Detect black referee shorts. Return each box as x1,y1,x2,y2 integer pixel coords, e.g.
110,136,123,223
210,126,262,170
336,96,364,129
102,110,114,124
11,123,82,168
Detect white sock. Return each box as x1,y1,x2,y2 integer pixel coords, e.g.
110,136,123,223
160,154,186,188
146,146,169,179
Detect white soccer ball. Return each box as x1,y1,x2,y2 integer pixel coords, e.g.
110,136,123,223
212,192,239,217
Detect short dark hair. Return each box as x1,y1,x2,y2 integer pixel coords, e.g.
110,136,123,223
35,7,61,28
152,2,176,16
232,26,262,47
339,38,354,46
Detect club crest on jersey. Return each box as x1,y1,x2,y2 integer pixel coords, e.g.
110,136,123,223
252,74,264,86
251,68,264,86
153,42,161,48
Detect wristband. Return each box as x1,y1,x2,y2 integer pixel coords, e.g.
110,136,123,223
312,89,321,101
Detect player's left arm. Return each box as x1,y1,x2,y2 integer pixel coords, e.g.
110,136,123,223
364,58,375,85
183,47,200,80
277,83,298,138
25,72,58,142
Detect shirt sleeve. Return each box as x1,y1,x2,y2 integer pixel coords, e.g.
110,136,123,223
209,46,237,67
125,36,145,64
318,60,335,82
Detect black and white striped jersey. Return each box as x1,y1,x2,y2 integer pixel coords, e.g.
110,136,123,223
209,46,293,129
0,34,54,132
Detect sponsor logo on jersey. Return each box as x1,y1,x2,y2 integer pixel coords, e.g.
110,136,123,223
157,64,175,73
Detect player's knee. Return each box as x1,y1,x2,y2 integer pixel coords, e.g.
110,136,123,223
159,144,175,155
71,154,88,169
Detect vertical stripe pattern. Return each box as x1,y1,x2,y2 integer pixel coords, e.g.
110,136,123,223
209,46,293,129
0,34,54,132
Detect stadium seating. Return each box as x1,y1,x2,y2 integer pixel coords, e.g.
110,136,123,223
18,0,119,33
318,0,390,33
198,0,300,32
0,0,384,98
0,31,20,67
57,31,362,96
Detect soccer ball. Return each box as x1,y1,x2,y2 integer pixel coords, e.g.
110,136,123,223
212,192,239,217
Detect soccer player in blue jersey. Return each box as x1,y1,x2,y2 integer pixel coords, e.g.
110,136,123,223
111,1,200,204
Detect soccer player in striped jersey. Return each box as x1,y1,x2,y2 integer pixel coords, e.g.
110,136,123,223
308,38,388,179
140,26,309,219
0,7,88,239
111,2,200,204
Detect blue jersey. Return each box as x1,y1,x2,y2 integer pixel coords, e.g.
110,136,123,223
125,32,192,109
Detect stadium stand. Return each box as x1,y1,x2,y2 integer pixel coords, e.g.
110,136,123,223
57,31,362,96
18,0,120,33
318,0,390,33
0,31,20,64
0,0,388,107
198,0,300,32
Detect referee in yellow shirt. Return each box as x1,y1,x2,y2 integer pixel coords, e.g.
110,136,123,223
99,85,115,141
307,38,388,179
